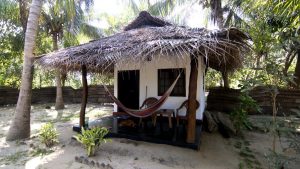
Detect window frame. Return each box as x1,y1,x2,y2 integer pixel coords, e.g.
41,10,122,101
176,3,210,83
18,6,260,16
157,68,186,97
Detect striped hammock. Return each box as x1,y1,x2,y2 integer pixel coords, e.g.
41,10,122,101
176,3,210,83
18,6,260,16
103,74,180,118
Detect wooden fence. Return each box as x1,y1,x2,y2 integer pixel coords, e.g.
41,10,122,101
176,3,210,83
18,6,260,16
249,87,300,115
206,87,241,113
207,87,300,115
0,86,113,105
2,85,300,115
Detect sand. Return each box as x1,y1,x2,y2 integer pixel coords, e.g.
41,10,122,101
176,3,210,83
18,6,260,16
0,104,299,169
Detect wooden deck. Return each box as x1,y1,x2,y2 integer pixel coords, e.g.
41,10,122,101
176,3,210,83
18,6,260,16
108,116,202,150
73,116,202,150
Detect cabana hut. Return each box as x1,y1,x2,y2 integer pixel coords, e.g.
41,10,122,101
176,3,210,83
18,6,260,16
37,11,249,149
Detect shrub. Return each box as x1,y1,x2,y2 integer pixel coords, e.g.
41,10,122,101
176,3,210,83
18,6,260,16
39,123,59,147
74,127,109,157
230,93,261,134
230,108,250,134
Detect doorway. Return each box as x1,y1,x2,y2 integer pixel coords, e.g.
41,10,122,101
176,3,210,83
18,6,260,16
117,70,140,111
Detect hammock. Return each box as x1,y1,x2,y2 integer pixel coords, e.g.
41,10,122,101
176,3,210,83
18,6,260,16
103,74,181,118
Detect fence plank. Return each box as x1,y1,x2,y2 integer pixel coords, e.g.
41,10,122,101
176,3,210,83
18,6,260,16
207,87,300,115
0,86,113,105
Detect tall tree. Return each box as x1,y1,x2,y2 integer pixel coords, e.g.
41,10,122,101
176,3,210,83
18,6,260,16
202,0,248,88
6,0,42,141
272,0,300,87
209,0,223,28
0,0,24,87
41,0,98,109
199,0,229,87
18,0,29,32
210,0,231,88
237,0,300,88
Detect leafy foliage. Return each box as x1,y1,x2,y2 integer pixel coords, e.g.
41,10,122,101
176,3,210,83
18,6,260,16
0,0,24,87
265,150,291,169
230,93,260,133
74,127,109,157
39,123,59,147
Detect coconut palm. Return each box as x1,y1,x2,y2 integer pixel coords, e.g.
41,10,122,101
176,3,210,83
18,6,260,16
6,0,42,141
201,0,244,88
208,0,229,87
223,0,245,28
41,0,99,109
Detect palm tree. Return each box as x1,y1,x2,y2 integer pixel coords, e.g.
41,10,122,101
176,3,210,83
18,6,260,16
18,0,29,33
209,0,231,88
6,0,42,141
41,0,99,109
202,0,241,88
41,1,66,109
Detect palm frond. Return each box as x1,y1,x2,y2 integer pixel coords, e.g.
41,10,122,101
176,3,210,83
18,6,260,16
148,0,175,16
80,23,102,39
78,0,94,13
63,31,79,47
0,0,19,24
125,0,141,15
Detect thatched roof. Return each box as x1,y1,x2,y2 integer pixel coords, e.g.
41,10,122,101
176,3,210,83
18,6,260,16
37,11,250,73
124,11,171,31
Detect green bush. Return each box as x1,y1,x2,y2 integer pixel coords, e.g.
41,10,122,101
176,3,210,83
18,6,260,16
74,127,109,157
230,93,261,134
230,108,250,134
39,123,59,147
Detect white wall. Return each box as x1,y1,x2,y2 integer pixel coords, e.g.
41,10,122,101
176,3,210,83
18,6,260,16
114,54,206,120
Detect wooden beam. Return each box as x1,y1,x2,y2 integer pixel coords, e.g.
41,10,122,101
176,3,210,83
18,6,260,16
79,65,88,128
186,56,198,143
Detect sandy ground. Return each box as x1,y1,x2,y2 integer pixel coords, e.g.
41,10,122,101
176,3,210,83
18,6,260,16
0,104,299,169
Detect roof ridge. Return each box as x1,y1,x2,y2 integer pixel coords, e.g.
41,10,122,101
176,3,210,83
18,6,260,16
124,11,172,31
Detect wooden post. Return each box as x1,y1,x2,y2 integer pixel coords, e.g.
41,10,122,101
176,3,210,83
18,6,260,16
79,65,88,128
186,56,198,143
222,71,229,88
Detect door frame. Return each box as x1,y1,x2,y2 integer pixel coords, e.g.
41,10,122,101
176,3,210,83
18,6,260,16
117,70,140,112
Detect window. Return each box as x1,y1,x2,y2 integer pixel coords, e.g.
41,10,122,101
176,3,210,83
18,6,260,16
158,68,186,97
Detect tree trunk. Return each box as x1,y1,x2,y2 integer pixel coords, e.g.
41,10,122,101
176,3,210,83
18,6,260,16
53,33,64,110
80,65,88,127
61,72,67,87
222,71,229,88
18,0,29,33
210,0,229,88
271,91,277,152
210,0,223,28
55,70,64,109
186,56,198,143
254,54,261,76
293,49,300,88
6,0,42,141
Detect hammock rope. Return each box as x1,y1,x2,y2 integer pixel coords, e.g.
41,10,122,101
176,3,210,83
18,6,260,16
103,73,181,118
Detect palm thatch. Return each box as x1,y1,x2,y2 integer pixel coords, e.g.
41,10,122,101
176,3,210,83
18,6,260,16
36,11,250,73
124,11,171,31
